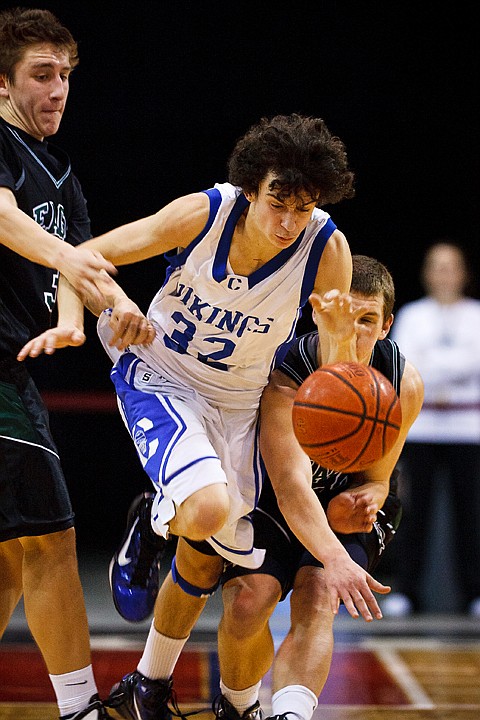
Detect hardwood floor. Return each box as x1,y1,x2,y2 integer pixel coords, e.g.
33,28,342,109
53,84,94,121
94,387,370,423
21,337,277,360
2,634,480,720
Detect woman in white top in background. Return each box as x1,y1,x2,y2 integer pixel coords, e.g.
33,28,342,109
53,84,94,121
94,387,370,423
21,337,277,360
387,240,480,615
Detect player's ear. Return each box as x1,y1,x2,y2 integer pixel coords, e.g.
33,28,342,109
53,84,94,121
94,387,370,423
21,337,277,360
379,313,394,339
0,75,9,96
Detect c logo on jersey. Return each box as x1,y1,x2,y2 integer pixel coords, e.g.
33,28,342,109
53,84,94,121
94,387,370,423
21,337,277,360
226,276,244,291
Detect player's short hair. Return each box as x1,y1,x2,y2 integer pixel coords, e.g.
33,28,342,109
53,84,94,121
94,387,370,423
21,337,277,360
351,255,395,321
0,7,78,82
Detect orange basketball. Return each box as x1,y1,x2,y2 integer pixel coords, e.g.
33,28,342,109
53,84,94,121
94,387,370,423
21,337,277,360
292,361,402,472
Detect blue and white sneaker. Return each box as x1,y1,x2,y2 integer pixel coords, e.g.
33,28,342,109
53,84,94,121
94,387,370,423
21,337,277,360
109,492,166,622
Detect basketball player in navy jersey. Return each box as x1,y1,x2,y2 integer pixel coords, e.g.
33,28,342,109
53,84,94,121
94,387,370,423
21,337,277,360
20,116,396,720
0,8,150,719
213,256,424,720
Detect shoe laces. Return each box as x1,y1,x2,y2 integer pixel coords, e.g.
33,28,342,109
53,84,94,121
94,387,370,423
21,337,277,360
212,695,262,720
167,688,205,720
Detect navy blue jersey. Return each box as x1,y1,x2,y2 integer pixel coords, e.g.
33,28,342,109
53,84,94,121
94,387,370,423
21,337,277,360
259,333,405,519
0,118,91,356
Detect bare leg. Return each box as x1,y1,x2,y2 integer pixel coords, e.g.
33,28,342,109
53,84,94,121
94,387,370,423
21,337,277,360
20,528,92,675
218,573,281,690
0,538,24,637
153,538,225,638
272,565,334,697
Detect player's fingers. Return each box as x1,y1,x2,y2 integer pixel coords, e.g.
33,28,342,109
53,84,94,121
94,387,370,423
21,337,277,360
351,585,384,621
144,323,156,345
329,591,342,617
341,594,363,620
109,314,152,350
367,574,391,595
88,250,117,275
22,337,51,358
322,289,341,301
17,340,36,361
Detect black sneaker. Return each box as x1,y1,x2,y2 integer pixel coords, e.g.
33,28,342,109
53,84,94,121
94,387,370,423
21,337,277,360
106,671,173,720
212,694,262,720
109,492,166,622
60,693,112,719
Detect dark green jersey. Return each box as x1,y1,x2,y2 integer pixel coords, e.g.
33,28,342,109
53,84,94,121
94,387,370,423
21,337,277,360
0,118,91,356
259,334,405,516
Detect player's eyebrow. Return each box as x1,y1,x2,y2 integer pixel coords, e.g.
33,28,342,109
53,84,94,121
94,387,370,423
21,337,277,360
361,309,381,321
29,60,72,72
266,191,316,209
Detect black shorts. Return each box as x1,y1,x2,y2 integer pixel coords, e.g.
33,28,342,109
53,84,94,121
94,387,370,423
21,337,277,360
221,492,402,601
0,359,74,541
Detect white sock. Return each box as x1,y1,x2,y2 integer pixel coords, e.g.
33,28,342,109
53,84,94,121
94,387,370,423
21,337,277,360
49,664,98,717
271,685,318,720
220,679,262,714
137,621,189,679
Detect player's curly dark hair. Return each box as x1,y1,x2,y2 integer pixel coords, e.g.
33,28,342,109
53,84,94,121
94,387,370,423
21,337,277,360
227,114,355,207
0,7,78,82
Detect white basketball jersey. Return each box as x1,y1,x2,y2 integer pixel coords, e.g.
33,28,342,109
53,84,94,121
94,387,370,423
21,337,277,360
133,182,335,410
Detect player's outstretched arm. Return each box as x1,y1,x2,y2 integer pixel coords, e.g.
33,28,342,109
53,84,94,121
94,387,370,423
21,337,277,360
17,272,155,360
0,187,117,307
260,370,390,621
17,275,86,360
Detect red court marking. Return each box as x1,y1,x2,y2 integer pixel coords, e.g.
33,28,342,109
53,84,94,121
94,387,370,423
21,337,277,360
0,646,408,706
319,648,409,705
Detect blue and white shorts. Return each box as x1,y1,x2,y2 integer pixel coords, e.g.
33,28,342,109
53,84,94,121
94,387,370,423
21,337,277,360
109,351,265,568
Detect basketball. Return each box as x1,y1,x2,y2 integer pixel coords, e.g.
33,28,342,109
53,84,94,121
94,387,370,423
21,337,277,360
292,361,402,473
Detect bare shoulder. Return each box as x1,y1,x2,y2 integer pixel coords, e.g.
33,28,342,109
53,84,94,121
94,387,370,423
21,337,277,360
399,359,424,426
314,228,352,295
152,191,211,248
158,191,210,228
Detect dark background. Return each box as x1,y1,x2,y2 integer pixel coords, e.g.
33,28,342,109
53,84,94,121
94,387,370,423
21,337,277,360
20,1,479,549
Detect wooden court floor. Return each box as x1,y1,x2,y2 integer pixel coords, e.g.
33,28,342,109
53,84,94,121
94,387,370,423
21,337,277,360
1,635,480,720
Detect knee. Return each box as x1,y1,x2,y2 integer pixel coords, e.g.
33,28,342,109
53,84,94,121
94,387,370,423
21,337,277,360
179,485,230,540
222,579,278,639
22,527,77,562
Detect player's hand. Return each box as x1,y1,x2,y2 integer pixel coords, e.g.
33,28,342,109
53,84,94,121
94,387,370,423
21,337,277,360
327,489,379,534
310,289,385,345
309,289,358,342
56,244,117,307
107,298,156,351
17,325,86,361
323,551,391,622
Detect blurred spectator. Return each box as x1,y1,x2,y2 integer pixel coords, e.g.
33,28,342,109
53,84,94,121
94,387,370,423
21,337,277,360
383,240,480,615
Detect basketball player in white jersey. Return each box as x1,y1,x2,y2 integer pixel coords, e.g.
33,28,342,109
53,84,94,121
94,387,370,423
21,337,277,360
20,114,392,720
